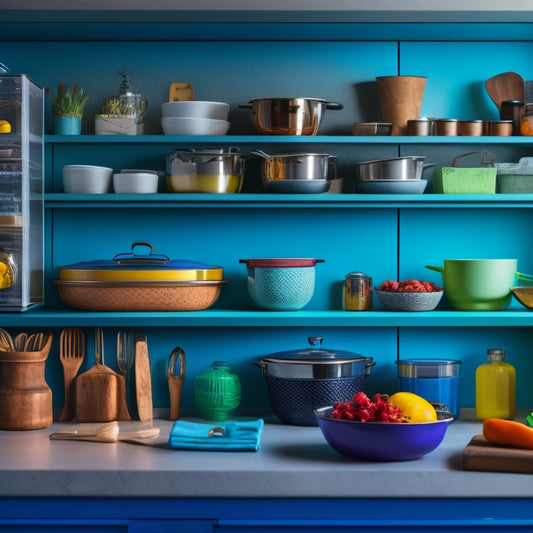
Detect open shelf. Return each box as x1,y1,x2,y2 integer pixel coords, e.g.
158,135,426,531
3,308,532,327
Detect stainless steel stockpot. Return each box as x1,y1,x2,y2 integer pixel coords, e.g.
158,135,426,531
355,155,427,181
239,97,343,136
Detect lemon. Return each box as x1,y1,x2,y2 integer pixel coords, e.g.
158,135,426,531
388,392,437,423
0,120,11,133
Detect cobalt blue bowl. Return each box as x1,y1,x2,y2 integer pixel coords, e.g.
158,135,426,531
314,406,453,461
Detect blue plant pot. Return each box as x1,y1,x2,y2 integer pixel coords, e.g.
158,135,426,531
54,116,82,135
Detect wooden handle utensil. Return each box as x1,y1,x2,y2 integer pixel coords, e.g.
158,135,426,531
50,421,160,443
168,346,186,421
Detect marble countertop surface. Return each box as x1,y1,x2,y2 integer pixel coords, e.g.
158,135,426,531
0,412,531,499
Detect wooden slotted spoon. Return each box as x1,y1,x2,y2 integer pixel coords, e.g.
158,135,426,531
58,327,86,422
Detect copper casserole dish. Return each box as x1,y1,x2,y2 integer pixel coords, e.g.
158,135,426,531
53,241,227,311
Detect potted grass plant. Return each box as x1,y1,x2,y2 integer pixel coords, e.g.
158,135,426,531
45,82,89,135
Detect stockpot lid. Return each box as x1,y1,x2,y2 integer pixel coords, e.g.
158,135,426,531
396,358,462,378
59,241,223,282
256,337,375,379
260,336,370,364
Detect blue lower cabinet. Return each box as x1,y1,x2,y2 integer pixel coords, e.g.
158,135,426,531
0,523,128,533
215,519,533,532
0,521,214,532
131,520,214,532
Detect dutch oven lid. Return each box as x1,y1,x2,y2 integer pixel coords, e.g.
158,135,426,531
59,241,223,282
260,336,369,364
239,258,324,268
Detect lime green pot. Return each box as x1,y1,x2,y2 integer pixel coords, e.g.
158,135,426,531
425,259,517,311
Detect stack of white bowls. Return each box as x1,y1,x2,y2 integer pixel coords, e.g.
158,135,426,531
161,101,230,135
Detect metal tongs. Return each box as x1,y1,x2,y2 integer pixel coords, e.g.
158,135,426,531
168,346,186,421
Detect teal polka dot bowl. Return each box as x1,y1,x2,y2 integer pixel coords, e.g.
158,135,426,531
239,258,324,311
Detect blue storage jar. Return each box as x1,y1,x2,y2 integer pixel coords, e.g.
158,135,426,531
396,358,462,419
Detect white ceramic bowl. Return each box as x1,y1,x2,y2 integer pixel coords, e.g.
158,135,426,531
161,101,230,120
63,165,113,194
161,116,230,136
113,172,159,194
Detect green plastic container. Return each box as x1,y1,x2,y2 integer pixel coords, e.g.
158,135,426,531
433,151,497,194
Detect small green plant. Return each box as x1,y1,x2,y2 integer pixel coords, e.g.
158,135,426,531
45,82,89,117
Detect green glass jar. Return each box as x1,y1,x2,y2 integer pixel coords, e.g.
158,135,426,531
194,361,241,421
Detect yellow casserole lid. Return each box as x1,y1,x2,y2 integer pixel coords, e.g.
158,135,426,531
59,241,224,282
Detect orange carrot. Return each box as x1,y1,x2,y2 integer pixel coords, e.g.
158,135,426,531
483,418,533,450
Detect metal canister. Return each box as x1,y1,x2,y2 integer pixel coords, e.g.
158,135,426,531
500,100,524,136
435,119,459,136
396,358,462,419
343,271,372,311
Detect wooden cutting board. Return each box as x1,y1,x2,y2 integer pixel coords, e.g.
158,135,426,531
463,434,533,474
135,332,153,421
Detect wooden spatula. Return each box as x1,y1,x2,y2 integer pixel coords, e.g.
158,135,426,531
76,328,130,422
485,72,525,111
135,332,153,421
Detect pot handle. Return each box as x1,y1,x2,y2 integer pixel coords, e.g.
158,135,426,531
250,149,271,159
517,272,533,283
253,361,268,377
365,359,376,376
325,102,344,110
239,102,253,109
425,265,444,274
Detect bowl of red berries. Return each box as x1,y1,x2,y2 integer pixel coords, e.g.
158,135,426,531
314,392,453,461
376,279,443,311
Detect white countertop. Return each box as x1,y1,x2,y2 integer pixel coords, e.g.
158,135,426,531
1,411,532,499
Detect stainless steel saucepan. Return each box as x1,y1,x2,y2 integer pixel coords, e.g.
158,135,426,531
240,97,343,135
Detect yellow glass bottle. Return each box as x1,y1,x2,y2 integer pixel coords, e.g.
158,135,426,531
475,349,516,421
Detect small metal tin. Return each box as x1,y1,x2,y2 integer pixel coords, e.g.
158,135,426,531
407,119,431,136
459,120,484,136
435,119,459,136
343,271,372,311
488,120,513,136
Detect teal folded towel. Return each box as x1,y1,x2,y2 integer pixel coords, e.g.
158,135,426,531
168,419,264,451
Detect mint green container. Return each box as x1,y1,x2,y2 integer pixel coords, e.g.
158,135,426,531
194,361,241,422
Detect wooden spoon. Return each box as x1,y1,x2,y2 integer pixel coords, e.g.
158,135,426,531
49,421,160,443
485,72,525,112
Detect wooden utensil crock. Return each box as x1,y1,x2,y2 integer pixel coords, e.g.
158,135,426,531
377,75,427,136
0,337,53,430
